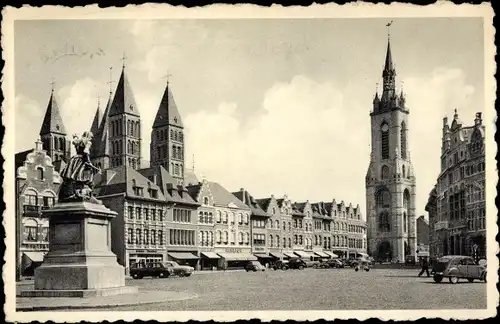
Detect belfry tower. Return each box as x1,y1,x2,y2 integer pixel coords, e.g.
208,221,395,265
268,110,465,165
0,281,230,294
365,28,417,263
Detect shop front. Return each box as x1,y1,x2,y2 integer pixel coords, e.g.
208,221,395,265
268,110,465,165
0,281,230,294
215,247,255,270
167,251,199,268
283,251,297,259
324,251,339,258
269,251,285,261
314,251,331,259
200,251,220,270
21,251,46,276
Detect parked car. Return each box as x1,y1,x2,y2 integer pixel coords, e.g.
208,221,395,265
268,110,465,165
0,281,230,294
432,255,486,284
130,262,169,279
288,258,307,270
246,261,265,272
272,260,289,270
350,258,372,268
303,259,321,268
327,259,345,268
404,255,417,265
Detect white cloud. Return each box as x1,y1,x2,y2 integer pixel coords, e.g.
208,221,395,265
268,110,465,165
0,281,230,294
184,70,477,220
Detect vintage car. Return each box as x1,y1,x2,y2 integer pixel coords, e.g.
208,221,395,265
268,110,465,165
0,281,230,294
245,261,266,272
272,260,289,271
130,261,194,279
287,258,307,270
432,255,486,284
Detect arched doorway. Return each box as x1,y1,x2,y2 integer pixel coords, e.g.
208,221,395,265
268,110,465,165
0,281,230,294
377,241,392,262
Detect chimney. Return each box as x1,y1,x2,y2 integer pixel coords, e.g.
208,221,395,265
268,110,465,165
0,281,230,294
474,112,482,126
240,188,246,204
152,173,157,185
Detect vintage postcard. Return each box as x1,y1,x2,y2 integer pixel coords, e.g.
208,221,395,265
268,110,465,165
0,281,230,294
2,2,497,322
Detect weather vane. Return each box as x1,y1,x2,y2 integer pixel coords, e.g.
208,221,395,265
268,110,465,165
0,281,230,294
50,78,56,92
107,66,115,94
163,70,172,85
121,52,127,68
386,20,394,38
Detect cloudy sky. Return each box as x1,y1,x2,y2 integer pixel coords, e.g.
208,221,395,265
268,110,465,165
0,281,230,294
14,18,484,219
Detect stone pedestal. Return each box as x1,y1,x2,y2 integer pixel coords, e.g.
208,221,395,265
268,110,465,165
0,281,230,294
21,201,137,297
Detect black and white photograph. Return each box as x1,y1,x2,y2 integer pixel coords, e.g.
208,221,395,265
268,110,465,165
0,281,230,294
2,3,497,322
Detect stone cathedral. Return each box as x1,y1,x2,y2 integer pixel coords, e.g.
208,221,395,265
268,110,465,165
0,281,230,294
365,36,417,263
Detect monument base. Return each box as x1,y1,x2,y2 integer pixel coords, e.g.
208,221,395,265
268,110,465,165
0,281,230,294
20,286,138,298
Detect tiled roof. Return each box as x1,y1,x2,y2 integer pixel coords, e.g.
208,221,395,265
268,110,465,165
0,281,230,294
208,182,249,210
137,166,199,206
108,67,140,117
185,183,202,201
15,149,32,171
184,169,199,186
276,198,284,208
232,189,269,217
93,165,167,201
39,91,67,136
152,83,183,128
255,198,271,211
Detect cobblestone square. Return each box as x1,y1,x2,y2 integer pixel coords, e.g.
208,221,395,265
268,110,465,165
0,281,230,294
78,268,487,311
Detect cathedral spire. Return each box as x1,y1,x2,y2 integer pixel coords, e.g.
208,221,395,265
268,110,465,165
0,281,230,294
108,61,140,117
39,87,67,136
90,94,102,137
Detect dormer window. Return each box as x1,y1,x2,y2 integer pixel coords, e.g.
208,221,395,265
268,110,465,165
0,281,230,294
203,197,209,205
133,186,144,196
149,188,158,198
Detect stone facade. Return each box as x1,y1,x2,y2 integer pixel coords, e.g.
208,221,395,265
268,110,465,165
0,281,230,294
366,37,417,263
427,111,485,260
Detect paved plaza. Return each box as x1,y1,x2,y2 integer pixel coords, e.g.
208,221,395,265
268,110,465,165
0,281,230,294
18,268,487,311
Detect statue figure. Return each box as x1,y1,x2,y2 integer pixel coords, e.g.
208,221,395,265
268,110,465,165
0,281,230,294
58,131,102,204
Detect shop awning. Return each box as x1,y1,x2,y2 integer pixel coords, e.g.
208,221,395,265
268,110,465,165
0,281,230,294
254,253,274,259
270,252,285,259
314,251,330,258
168,252,199,260
217,253,257,261
284,252,297,258
294,250,314,258
22,252,46,268
201,252,221,259
324,251,339,258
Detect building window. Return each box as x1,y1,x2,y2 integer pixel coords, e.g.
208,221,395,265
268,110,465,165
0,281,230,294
151,229,156,245
37,167,44,180
203,197,209,205
158,230,163,245
159,210,163,221
144,229,149,244
253,234,265,246
128,206,134,219
43,196,54,208
135,229,141,244
144,208,149,221
269,235,273,247
41,227,49,241
24,226,38,241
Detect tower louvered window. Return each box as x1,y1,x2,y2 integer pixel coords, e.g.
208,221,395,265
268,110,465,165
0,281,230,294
381,124,389,159
401,122,407,159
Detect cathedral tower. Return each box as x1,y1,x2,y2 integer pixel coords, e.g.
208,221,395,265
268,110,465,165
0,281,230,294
39,88,71,163
107,63,142,169
365,34,417,263
150,79,185,185
90,90,113,170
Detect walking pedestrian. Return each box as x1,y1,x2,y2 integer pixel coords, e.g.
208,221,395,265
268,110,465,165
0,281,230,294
418,256,430,277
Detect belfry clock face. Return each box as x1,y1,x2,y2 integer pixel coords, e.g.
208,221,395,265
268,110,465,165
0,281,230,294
382,124,389,132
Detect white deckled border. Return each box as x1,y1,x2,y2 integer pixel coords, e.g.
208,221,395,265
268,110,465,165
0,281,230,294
1,2,497,323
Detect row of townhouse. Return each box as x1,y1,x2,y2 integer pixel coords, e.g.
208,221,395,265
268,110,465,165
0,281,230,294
15,138,368,276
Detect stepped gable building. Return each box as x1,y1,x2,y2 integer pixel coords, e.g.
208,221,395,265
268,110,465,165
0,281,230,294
256,195,284,259
232,189,271,264
150,80,185,185
311,202,332,255
186,178,218,270
292,201,314,252
365,34,417,263
138,166,200,268
427,111,485,261
290,201,307,254
277,195,296,258
93,165,169,272
15,139,62,278
39,88,71,166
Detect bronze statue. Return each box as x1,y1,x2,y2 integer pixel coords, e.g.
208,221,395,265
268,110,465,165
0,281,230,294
58,131,102,204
